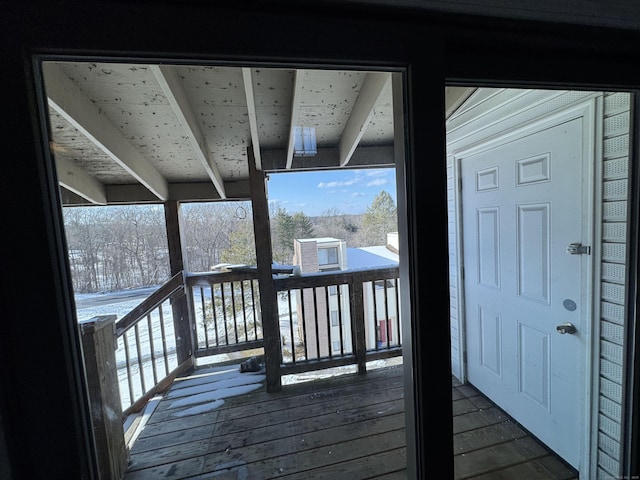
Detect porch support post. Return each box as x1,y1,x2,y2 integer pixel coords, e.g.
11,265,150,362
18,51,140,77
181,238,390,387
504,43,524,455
350,276,367,374
79,315,128,480
164,200,194,368
248,147,282,392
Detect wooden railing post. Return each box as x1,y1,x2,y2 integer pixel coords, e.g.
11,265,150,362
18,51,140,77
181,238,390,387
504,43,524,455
164,201,195,367
350,277,367,374
79,315,129,480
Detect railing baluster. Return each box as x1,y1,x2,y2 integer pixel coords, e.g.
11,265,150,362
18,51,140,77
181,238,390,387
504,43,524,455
147,313,158,385
394,278,401,346
221,282,229,345
336,284,345,356
158,303,169,376
230,281,239,343
313,287,320,360
122,332,135,405
198,286,209,350
300,288,308,361
287,289,295,363
211,284,220,346
370,281,379,350
134,323,146,395
240,281,248,342
324,286,332,358
250,279,258,340
383,279,391,349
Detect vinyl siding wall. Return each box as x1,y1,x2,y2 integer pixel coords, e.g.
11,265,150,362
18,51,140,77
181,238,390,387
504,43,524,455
595,92,631,479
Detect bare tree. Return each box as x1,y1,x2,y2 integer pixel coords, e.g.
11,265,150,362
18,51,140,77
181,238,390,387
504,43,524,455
314,207,361,245
63,205,169,292
182,201,253,271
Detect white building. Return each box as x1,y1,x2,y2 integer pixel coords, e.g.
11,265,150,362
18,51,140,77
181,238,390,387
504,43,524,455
292,234,400,360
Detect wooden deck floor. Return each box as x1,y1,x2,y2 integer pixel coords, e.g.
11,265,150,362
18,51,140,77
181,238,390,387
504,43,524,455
122,363,578,479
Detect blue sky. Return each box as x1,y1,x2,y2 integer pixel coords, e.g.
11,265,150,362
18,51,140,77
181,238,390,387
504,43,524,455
266,168,397,217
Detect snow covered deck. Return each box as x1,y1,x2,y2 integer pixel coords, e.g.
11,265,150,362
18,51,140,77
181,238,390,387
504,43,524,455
122,363,578,479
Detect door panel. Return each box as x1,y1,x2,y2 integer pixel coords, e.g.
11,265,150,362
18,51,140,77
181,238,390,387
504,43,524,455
462,117,587,469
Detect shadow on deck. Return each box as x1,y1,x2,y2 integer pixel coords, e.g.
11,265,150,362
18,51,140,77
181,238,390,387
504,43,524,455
122,362,578,479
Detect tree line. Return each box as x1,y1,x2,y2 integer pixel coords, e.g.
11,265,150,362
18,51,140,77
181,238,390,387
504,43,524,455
63,191,397,293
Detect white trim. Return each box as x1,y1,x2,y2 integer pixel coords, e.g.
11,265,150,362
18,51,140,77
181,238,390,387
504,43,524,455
450,95,600,158
573,96,600,477
447,89,600,157
448,153,467,382
587,93,605,480
450,93,600,476
447,88,535,144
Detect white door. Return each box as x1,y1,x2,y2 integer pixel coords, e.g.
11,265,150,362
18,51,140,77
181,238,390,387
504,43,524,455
461,117,589,469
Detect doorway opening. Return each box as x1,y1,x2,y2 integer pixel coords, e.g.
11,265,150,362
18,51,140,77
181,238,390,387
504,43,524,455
37,58,411,478
446,86,633,477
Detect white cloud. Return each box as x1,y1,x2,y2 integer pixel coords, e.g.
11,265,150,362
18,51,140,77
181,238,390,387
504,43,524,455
317,178,360,188
366,178,388,187
365,169,388,177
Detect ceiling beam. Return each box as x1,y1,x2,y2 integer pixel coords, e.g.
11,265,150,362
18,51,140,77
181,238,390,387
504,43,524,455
102,181,250,204
43,63,170,201
151,65,227,199
58,180,252,206
285,70,304,170
242,68,262,171
54,153,107,205
261,145,395,171
339,72,391,167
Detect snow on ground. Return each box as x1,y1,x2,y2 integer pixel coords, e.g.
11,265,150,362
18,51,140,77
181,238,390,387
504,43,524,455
166,369,265,399
76,300,143,322
74,287,157,322
167,374,265,408
171,400,226,417
165,364,266,417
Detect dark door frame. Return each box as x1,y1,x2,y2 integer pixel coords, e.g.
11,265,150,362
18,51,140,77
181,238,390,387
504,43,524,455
4,2,640,479
3,3,449,479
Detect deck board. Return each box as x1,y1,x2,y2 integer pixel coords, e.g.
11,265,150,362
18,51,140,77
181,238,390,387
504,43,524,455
124,363,578,479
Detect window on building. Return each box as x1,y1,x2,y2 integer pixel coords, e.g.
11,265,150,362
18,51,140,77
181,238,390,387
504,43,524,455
332,340,341,353
329,285,338,295
331,310,339,326
318,246,338,267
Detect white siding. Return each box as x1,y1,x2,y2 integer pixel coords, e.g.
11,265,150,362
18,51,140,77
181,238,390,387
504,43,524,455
595,92,631,479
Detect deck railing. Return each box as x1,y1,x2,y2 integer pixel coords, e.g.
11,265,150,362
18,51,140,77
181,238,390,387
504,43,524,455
96,265,402,416
113,272,191,415
273,266,401,375
186,270,264,359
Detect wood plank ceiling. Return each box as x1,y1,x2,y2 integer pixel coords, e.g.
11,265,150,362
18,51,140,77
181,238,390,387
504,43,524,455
42,60,473,206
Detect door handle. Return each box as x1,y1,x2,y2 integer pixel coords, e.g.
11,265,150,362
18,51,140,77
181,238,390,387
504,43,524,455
556,322,577,334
